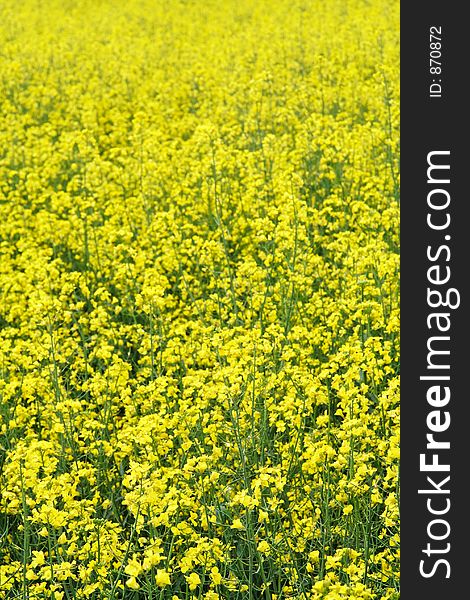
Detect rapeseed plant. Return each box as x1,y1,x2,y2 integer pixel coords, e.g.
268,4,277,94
0,0,399,598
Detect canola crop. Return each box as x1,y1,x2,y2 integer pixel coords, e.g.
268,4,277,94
0,0,399,598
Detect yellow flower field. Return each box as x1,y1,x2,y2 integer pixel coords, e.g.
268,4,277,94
0,0,399,598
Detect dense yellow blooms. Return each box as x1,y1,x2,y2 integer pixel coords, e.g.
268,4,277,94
0,0,399,598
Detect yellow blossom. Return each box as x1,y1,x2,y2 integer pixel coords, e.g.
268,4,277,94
155,569,171,587
186,572,201,591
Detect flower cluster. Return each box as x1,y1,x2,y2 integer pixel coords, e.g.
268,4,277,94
0,0,399,598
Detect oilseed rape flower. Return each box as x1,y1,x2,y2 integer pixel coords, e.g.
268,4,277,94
155,569,171,586
124,557,143,578
126,577,140,590
210,566,223,585
187,572,202,591
0,0,398,598
257,540,271,554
